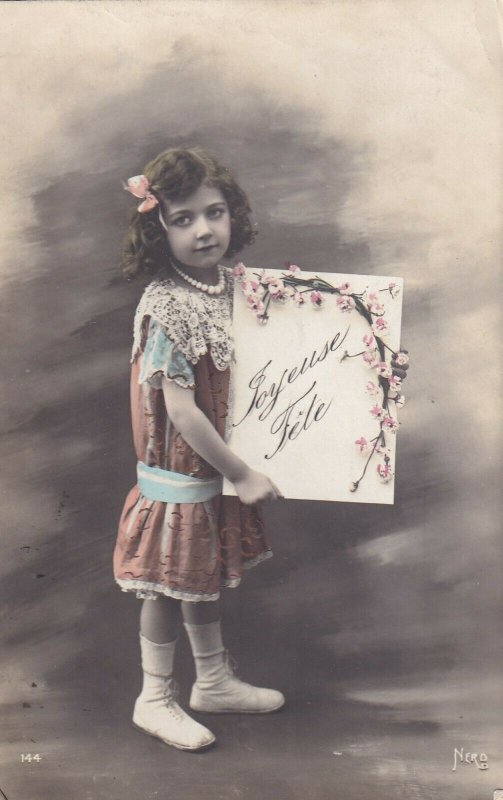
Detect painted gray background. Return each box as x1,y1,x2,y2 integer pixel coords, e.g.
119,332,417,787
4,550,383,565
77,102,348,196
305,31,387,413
1,2,501,798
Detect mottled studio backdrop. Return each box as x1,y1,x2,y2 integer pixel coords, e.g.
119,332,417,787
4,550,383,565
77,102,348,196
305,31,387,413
0,2,501,799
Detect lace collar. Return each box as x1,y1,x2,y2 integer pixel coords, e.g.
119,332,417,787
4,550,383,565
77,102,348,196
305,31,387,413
132,269,234,371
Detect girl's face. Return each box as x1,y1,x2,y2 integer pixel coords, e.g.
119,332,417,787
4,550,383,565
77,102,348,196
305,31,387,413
163,183,231,273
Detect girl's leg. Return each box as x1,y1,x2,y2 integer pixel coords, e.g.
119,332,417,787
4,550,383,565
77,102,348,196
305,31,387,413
181,598,221,625
182,599,285,714
140,596,182,643
133,596,215,751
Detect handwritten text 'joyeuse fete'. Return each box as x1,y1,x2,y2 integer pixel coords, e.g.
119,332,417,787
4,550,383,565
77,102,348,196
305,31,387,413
233,327,349,459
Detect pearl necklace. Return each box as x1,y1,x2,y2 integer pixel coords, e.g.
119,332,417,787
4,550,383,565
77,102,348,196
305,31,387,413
171,261,226,296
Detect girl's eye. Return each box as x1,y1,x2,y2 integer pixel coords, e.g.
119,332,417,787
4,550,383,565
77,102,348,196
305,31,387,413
207,206,226,219
172,215,192,227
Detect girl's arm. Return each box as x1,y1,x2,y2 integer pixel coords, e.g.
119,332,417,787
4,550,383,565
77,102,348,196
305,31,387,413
162,377,283,505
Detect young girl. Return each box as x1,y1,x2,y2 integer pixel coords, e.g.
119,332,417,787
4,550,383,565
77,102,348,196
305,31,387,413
113,147,284,752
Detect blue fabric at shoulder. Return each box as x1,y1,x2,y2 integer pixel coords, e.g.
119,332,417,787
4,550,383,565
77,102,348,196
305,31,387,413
138,318,195,389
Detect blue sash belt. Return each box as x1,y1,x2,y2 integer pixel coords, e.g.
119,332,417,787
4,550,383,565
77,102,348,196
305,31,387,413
137,461,223,503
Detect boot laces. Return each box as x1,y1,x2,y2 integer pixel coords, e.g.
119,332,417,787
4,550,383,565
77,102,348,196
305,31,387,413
223,649,239,676
162,678,185,720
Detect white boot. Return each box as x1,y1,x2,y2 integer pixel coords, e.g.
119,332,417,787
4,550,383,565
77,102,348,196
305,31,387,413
132,633,216,751
184,620,285,714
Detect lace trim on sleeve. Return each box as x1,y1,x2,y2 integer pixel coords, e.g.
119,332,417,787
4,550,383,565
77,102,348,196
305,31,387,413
132,273,234,371
138,318,195,389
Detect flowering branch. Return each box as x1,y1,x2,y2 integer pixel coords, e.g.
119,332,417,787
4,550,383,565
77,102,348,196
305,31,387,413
233,262,408,492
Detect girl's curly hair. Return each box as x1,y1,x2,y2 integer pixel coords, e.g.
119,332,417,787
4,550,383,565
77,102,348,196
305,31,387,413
121,147,256,279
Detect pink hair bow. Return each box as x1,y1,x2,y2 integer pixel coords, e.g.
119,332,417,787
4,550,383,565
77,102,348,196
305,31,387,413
124,174,158,213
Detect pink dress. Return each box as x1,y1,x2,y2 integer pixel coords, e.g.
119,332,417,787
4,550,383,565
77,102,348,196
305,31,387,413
113,272,272,601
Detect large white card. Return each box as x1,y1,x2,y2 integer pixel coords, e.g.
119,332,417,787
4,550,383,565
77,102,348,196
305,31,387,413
223,268,404,503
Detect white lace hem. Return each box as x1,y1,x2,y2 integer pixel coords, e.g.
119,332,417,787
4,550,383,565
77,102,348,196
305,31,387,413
242,550,273,570
115,551,273,602
147,371,196,391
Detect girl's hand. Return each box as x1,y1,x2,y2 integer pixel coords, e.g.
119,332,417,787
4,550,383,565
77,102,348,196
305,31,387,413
391,349,409,380
162,379,283,503
232,468,284,505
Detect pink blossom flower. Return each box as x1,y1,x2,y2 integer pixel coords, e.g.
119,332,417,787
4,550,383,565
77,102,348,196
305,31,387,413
388,282,400,298
394,351,410,366
365,380,380,396
246,295,265,315
336,295,356,312
372,317,390,336
242,280,265,299
382,415,399,433
375,444,392,458
272,289,288,302
375,361,392,378
370,404,384,420
241,280,254,296
292,291,306,306
363,333,376,349
288,263,301,273
367,292,385,314
377,462,393,483
264,278,288,302
355,436,370,453
232,262,247,280
337,281,352,295
363,350,378,367
389,375,402,392
310,291,323,308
